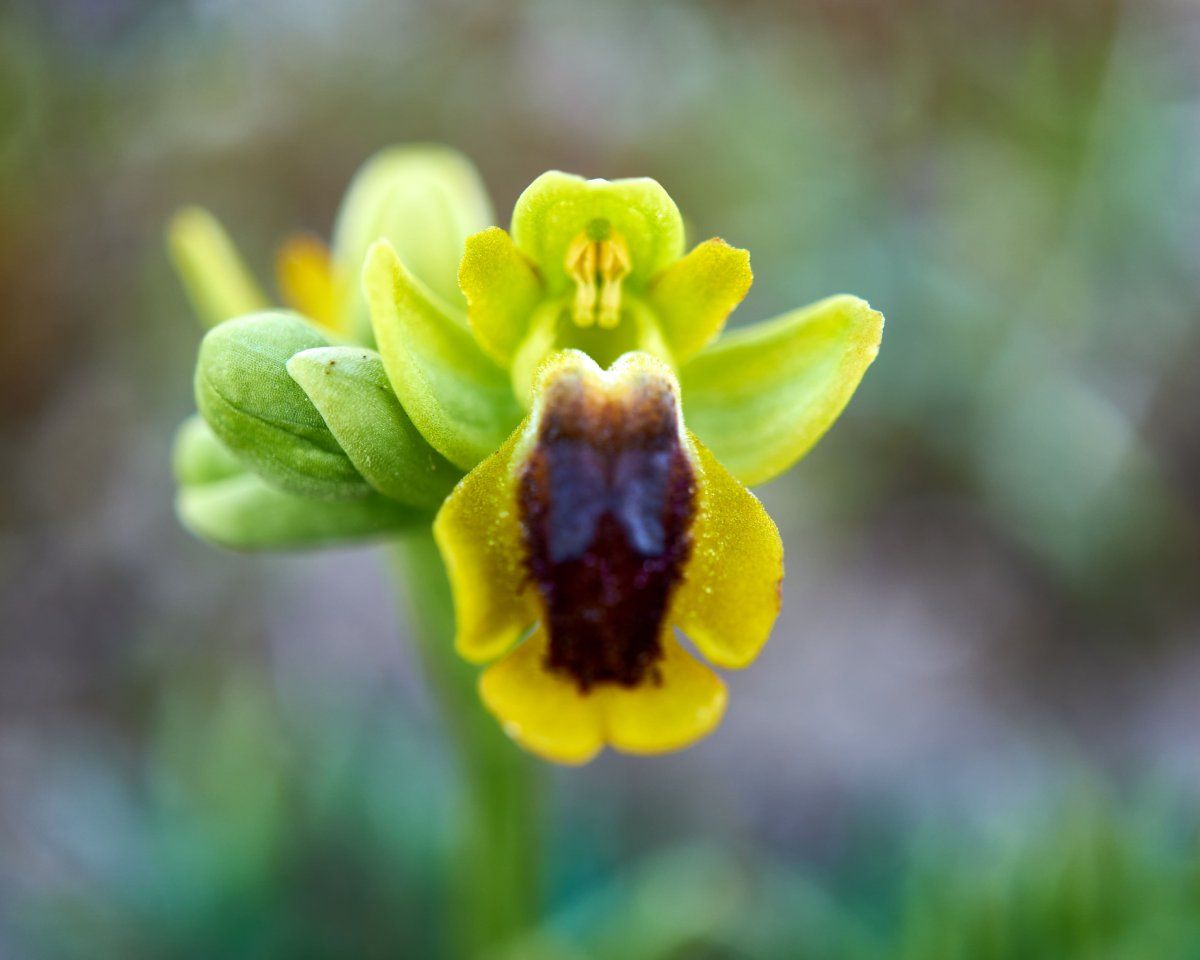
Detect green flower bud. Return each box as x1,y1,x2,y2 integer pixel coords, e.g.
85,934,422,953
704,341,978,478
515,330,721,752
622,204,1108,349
195,311,368,499
172,416,421,550
333,145,493,341
178,474,423,551
172,414,243,486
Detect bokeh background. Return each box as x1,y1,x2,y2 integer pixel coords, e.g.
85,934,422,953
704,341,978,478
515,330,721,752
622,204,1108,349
3,0,1200,956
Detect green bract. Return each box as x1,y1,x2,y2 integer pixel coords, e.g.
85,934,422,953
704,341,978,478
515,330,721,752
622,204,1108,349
286,346,460,508
169,148,882,554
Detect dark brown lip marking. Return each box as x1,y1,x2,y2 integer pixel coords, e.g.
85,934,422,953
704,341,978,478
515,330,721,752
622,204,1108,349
518,368,696,692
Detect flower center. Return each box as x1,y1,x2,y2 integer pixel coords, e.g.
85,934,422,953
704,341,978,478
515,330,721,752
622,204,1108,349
564,220,631,330
518,365,696,692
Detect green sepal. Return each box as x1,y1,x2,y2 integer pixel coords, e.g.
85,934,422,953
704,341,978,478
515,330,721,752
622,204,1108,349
647,238,752,363
287,346,462,509
195,311,369,499
364,240,522,471
333,145,493,339
510,171,684,293
177,474,425,551
681,295,883,486
459,227,544,365
172,414,243,486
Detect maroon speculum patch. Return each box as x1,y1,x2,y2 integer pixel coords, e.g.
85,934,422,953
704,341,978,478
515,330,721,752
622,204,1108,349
518,369,696,692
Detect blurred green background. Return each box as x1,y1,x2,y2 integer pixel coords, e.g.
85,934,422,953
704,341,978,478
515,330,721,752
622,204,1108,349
2,0,1199,957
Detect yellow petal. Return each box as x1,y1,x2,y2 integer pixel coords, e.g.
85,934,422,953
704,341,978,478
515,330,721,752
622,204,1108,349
646,238,752,363
598,635,727,755
460,227,544,366
275,233,343,334
478,629,604,765
670,436,784,669
433,428,538,663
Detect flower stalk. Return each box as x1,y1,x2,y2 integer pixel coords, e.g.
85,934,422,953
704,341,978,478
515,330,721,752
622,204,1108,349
392,530,539,955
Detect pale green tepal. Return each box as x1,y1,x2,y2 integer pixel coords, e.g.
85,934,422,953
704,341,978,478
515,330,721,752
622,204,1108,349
174,413,424,551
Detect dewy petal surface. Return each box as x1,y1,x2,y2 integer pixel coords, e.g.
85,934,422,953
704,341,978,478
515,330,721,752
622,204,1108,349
459,226,544,365
433,429,537,664
681,295,883,486
671,437,783,669
365,240,522,470
479,629,605,766
646,239,752,363
510,172,684,293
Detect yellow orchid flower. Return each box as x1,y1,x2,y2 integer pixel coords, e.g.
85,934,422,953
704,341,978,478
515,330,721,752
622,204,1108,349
361,172,882,762
435,350,783,763
170,153,882,763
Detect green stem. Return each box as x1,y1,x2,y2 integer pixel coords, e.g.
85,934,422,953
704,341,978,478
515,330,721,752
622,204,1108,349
391,530,540,958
